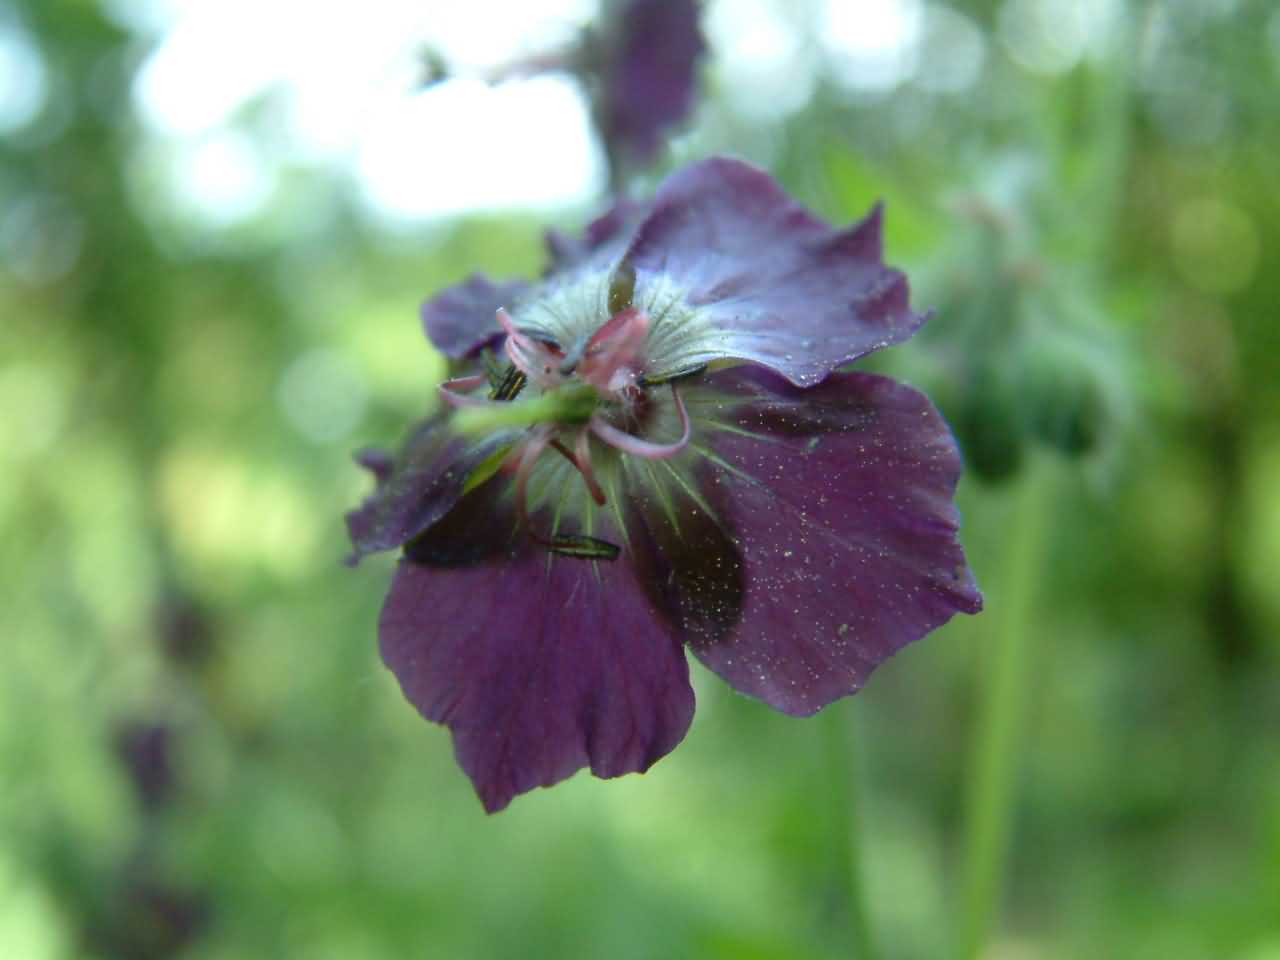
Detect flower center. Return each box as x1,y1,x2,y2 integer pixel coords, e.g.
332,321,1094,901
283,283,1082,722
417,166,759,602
437,265,693,558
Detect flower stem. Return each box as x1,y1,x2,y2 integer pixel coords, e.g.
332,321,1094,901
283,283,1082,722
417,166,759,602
452,384,598,434
826,705,876,960
956,464,1055,960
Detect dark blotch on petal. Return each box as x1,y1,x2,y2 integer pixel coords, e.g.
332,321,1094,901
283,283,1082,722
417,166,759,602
420,274,530,357
626,465,746,646
402,468,518,569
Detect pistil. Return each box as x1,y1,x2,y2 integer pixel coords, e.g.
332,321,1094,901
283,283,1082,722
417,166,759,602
444,296,692,555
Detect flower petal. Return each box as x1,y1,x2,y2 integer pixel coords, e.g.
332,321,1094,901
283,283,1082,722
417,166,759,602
623,462,747,648
345,417,517,563
420,273,530,358
543,200,643,275
625,157,926,386
634,366,981,716
381,475,695,813
353,446,394,483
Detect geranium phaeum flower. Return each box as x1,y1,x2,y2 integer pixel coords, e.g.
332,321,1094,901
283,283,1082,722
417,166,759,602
348,156,982,813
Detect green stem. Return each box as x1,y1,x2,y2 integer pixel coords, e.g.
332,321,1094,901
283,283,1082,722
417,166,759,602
452,384,598,434
956,465,1055,960
826,705,876,960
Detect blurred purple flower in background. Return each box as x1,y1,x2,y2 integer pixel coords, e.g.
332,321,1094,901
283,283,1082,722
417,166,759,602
589,0,706,171
84,864,210,960
115,722,177,812
348,156,981,812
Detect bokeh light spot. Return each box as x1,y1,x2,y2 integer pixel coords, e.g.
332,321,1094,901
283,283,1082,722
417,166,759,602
915,3,986,93
355,75,602,221
159,446,319,580
277,349,369,445
0,853,68,960
823,0,923,92
172,131,276,227
1170,198,1260,296
0,363,69,461
998,0,1097,75
0,194,84,285
1243,431,1280,640
0,17,47,133
708,0,815,119
127,0,602,221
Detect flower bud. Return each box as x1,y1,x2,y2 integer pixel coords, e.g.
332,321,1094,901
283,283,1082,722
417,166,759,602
1018,332,1110,458
954,361,1026,484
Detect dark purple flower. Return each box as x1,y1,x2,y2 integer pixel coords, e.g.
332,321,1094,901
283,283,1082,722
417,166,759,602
349,156,982,813
115,722,176,812
85,866,211,960
153,590,217,667
591,0,707,168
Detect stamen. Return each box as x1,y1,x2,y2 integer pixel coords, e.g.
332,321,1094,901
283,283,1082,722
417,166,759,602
546,436,605,506
547,534,620,561
439,374,492,409
512,425,618,560
547,438,578,468
489,364,527,402
512,424,554,532
497,307,565,387
590,383,691,460
574,427,607,505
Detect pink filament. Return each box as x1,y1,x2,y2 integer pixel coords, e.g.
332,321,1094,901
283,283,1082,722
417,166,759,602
578,306,650,392
573,427,608,505
497,307,564,388
438,374,491,409
512,424,554,532
513,425,603,549
590,383,691,460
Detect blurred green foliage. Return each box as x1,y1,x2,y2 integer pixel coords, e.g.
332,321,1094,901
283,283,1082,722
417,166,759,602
2,1,1279,958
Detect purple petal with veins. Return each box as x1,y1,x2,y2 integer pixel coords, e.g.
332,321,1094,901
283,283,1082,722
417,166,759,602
623,157,925,387
543,199,642,275
667,366,982,714
420,274,530,359
381,476,695,813
345,416,517,563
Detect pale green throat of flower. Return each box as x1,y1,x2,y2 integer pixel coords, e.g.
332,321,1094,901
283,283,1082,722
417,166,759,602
438,262,706,560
